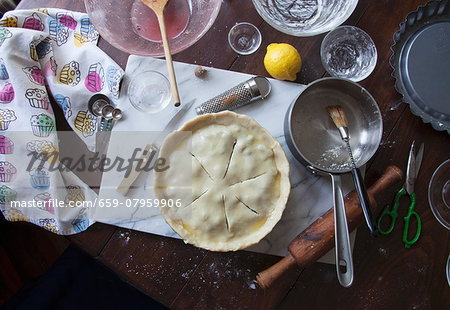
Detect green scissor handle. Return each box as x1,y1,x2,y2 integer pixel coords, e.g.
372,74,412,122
377,188,406,235
403,192,421,248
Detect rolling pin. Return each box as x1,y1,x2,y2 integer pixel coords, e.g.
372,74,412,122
257,165,403,289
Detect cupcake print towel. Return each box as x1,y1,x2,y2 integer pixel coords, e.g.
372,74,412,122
0,9,124,234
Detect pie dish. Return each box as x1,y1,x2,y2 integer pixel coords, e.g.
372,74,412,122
154,111,290,251
390,0,450,134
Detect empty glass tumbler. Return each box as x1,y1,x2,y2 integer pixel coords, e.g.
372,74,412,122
321,25,377,82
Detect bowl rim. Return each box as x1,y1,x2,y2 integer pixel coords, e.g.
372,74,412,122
83,0,223,57
428,158,450,230
251,0,359,37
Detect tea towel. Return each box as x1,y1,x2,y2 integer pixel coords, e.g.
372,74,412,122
0,8,124,234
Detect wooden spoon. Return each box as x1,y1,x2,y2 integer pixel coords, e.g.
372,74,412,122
141,0,181,107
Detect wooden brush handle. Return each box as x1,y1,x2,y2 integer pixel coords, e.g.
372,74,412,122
257,165,403,289
116,144,157,196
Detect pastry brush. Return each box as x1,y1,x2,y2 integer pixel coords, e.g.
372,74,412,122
326,105,378,236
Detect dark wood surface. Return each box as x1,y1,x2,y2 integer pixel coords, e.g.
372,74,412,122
0,216,69,304
6,0,450,308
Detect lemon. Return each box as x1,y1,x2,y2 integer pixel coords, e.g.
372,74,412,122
264,43,302,81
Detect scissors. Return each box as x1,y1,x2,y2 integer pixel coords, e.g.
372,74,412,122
377,141,424,248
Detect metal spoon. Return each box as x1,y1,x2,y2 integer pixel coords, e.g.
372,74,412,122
92,99,109,117
95,107,123,165
88,94,110,117
101,105,114,119
99,105,114,131
106,108,123,131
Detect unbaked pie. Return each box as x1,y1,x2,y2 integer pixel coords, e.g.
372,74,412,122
154,111,290,251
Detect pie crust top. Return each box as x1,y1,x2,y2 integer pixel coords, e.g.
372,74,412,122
154,111,290,251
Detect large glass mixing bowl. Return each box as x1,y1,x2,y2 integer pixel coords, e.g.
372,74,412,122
252,0,358,37
84,0,222,57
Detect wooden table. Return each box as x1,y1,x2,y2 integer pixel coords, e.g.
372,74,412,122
15,0,450,308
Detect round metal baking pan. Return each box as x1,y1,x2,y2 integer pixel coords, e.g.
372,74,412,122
390,0,450,134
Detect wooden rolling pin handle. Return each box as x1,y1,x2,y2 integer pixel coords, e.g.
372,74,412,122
366,165,403,199
257,165,403,289
256,255,297,290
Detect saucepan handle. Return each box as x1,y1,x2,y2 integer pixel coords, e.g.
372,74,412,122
330,173,354,287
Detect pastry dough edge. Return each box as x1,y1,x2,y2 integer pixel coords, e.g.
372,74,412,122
155,111,291,252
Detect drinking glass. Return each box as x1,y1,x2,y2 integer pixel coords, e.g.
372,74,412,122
228,22,262,55
321,25,377,82
127,71,171,114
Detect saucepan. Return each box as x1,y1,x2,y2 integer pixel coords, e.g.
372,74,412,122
284,77,383,287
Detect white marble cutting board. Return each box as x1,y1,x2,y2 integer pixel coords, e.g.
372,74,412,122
97,56,356,261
